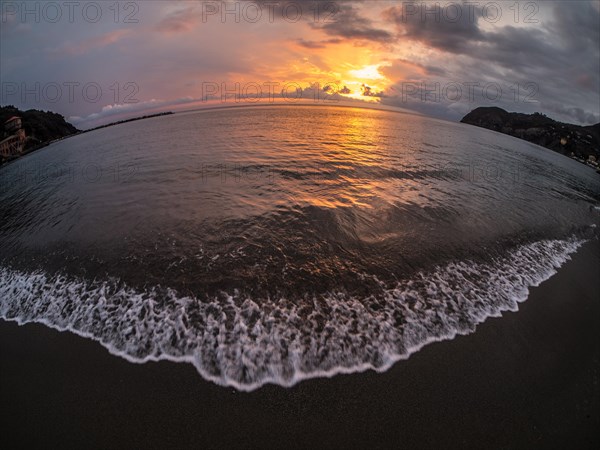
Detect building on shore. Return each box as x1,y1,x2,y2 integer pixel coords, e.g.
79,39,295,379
4,116,22,133
0,116,26,161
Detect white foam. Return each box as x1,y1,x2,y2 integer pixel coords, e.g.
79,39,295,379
0,237,584,391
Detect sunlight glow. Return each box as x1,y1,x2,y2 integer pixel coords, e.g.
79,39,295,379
348,64,389,81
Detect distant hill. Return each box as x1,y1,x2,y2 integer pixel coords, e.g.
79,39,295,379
0,105,79,147
460,107,600,161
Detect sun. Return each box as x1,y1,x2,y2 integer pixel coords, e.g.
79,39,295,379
338,63,391,101
348,64,388,81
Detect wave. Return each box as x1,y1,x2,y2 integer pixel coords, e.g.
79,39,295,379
0,237,584,391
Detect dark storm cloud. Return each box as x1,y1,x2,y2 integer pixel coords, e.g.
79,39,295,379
314,4,394,43
383,2,485,53
550,0,600,51
382,1,599,81
251,0,393,43
475,26,559,73
471,3,599,124
378,1,599,125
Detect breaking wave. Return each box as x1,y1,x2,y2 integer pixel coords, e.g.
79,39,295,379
0,237,584,391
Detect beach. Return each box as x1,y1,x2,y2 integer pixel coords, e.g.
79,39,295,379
3,1,599,448
1,239,598,449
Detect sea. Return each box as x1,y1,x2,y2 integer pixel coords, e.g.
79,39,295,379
1,105,599,390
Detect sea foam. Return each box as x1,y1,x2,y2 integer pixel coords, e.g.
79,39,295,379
0,237,584,391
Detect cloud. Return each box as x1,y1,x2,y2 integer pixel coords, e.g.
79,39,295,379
156,7,201,34
380,58,445,81
296,38,342,49
541,103,600,125
361,84,383,97
383,2,484,53
550,1,600,52
3,0,598,128
376,1,600,125
0,11,32,36
49,29,131,57
314,4,394,43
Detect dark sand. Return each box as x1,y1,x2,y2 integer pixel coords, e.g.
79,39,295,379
1,240,599,449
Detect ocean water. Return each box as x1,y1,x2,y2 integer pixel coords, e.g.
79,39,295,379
1,106,599,390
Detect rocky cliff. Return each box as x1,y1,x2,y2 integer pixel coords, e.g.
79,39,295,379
461,107,599,161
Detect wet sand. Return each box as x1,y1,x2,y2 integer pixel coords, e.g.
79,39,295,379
1,240,598,449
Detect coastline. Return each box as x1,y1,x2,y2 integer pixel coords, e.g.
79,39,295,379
1,239,598,449
0,140,52,169
0,112,175,170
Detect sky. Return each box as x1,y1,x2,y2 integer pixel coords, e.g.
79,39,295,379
1,0,599,129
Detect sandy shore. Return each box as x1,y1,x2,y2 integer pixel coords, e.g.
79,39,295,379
1,240,598,449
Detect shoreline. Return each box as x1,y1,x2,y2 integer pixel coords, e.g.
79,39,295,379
1,239,599,448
